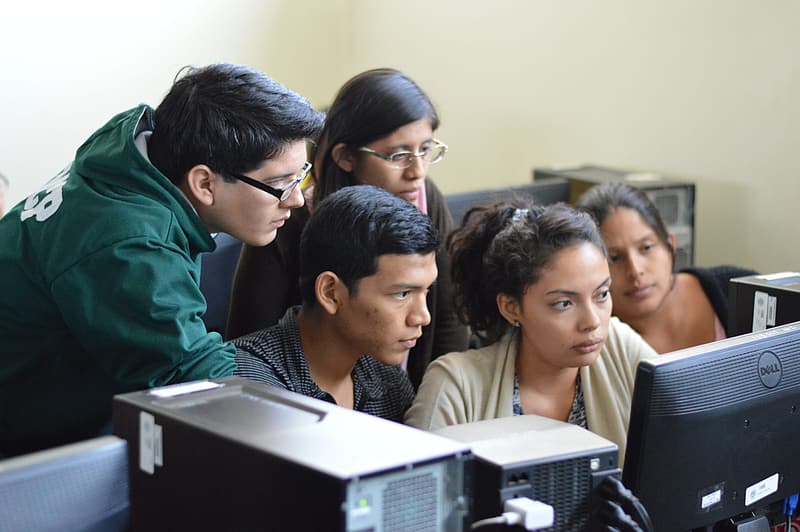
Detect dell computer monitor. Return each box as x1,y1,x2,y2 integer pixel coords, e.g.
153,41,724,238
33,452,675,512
444,178,570,226
623,321,800,530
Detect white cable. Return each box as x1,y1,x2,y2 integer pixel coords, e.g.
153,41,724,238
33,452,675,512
471,498,554,530
505,497,554,530
471,512,522,529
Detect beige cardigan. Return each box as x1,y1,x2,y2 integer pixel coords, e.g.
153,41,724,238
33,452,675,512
404,317,657,468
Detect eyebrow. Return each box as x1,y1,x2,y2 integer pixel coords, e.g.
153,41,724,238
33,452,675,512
544,276,611,296
261,171,296,182
635,231,659,243
607,232,657,251
384,138,435,151
387,281,437,291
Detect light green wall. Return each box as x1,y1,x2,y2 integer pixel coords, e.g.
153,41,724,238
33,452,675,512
2,0,798,272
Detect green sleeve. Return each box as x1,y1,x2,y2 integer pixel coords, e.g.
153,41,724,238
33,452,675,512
51,236,236,390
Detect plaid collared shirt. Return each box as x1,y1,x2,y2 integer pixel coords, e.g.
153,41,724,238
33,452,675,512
233,306,415,422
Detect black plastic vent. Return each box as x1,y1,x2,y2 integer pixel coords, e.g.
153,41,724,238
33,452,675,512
528,456,590,531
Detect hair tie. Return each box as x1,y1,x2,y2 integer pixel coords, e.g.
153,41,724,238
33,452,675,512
511,208,529,223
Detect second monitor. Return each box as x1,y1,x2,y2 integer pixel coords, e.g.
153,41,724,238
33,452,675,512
623,321,800,530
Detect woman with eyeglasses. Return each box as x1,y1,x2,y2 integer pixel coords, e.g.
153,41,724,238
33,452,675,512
576,182,757,353
226,68,469,389
404,201,657,466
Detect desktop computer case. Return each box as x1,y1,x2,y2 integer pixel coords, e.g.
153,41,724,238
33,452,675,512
436,415,619,531
113,377,470,532
729,272,800,336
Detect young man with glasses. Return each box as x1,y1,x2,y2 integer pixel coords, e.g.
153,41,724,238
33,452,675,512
0,63,324,457
234,185,439,421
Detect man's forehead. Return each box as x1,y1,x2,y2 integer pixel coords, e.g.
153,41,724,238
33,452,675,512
371,252,437,281
375,251,436,266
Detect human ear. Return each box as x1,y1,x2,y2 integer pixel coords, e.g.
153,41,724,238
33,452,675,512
183,164,217,207
315,271,345,315
331,143,355,173
496,293,522,328
667,232,677,254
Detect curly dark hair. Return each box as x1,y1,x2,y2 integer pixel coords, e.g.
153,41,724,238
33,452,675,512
447,201,607,343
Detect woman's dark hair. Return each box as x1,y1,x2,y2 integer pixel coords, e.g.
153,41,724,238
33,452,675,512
447,201,606,343
311,68,439,204
575,182,674,267
150,63,324,186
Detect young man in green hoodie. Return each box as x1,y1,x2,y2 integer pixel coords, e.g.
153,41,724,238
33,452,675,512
0,63,324,457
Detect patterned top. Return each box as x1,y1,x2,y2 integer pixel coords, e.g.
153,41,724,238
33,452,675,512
232,306,415,422
512,372,588,429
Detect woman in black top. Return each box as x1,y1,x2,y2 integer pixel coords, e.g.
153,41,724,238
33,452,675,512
577,182,757,353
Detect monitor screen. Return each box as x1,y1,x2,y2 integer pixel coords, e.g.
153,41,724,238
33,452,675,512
622,321,800,530
445,179,570,226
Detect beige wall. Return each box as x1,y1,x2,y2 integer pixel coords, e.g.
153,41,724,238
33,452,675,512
2,0,798,272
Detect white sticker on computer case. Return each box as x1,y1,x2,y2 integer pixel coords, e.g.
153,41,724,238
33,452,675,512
767,296,777,327
752,291,769,332
154,424,163,467
140,411,155,474
745,473,779,506
701,489,721,509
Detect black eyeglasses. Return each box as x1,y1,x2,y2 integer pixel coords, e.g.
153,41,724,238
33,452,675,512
227,161,312,201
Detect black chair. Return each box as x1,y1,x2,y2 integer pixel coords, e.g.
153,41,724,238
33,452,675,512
200,233,243,338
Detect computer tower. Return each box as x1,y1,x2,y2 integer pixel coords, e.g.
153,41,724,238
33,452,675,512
436,415,619,531
729,272,800,336
533,164,696,269
113,377,470,532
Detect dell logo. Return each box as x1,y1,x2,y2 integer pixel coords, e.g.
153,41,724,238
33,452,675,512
757,351,782,388
760,365,780,376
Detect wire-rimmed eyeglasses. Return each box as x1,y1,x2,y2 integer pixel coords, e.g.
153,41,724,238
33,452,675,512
357,139,447,169
228,161,312,201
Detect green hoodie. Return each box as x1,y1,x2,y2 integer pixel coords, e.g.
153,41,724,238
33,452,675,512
0,105,236,455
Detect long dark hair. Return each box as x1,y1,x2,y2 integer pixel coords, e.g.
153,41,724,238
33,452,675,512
311,68,439,204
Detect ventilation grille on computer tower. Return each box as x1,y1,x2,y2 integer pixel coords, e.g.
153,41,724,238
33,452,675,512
529,456,592,531
382,471,438,531
651,193,679,226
